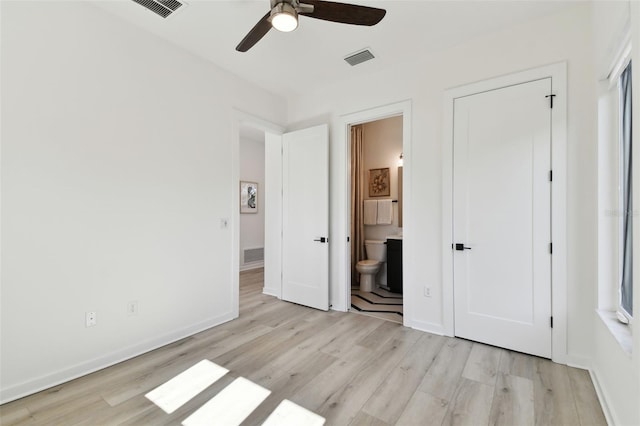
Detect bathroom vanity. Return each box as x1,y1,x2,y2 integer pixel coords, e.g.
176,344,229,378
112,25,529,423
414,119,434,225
386,236,403,294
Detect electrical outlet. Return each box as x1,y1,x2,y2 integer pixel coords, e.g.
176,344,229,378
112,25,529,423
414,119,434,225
424,287,432,298
86,311,97,327
127,301,139,316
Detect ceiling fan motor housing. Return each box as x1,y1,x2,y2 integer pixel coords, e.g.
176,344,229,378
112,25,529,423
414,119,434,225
271,2,299,31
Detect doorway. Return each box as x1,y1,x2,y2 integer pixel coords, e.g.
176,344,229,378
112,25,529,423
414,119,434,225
339,100,412,325
232,112,284,319
349,116,404,324
239,124,266,275
234,116,331,315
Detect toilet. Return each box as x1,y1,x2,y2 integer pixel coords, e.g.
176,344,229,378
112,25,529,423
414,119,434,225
356,240,387,292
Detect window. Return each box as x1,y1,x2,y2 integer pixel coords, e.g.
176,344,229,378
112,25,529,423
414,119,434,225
619,61,633,319
597,36,634,349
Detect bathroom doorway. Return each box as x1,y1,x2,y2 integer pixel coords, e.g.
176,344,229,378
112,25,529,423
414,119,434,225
348,116,404,324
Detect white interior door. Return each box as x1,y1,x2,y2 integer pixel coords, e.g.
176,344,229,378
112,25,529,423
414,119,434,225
282,125,329,311
453,78,552,358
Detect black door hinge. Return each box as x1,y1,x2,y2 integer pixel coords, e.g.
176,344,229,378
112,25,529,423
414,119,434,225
549,170,553,182
550,316,554,328
545,94,556,108
549,243,553,254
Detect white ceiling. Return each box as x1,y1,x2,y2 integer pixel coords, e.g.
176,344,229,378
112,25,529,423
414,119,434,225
93,0,576,100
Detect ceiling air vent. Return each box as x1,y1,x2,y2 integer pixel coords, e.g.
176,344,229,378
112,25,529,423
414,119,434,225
131,0,184,18
344,49,375,66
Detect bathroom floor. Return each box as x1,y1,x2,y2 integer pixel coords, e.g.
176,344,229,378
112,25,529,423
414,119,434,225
350,287,403,324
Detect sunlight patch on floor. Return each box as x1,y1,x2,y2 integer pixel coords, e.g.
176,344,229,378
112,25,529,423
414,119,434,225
181,377,271,426
145,359,229,414
262,399,326,426
145,359,325,425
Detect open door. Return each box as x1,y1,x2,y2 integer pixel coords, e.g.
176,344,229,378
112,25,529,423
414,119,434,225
282,125,329,311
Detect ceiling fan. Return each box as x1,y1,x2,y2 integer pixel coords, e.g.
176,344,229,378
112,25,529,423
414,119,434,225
236,0,386,52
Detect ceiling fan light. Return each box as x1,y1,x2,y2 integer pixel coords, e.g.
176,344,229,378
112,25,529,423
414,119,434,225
271,3,298,32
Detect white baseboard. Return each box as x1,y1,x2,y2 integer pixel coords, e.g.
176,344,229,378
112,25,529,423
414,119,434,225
565,354,591,370
409,319,449,336
590,366,618,426
330,296,347,312
262,287,280,298
0,312,235,404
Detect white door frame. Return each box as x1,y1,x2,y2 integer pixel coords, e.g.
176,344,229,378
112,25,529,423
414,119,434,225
337,100,412,324
442,63,568,363
232,109,284,318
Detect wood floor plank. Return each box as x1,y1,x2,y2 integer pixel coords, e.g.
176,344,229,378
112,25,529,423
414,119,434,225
356,320,403,349
244,320,339,386
442,378,494,426
0,406,32,426
349,411,391,426
498,349,536,380
461,342,502,386
214,314,339,380
28,394,110,426
488,373,535,426
290,344,376,412
280,312,383,363
241,350,339,425
310,329,424,425
320,315,386,359
362,333,446,423
418,337,473,401
533,358,581,426
395,390,449,426
567,367,607,426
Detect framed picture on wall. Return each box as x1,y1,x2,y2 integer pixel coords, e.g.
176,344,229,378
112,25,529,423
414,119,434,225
369,168,390,197
240,181,258,214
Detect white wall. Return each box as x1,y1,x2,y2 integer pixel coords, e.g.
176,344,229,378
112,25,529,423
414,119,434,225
239,136,265,270
0,1,285,402
362,116,403,241
288,2,596,359
591,1,640,425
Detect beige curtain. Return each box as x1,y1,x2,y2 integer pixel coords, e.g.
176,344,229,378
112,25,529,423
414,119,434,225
351,125,365,285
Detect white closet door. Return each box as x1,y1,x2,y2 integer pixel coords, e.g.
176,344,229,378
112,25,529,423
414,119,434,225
453,78,552,358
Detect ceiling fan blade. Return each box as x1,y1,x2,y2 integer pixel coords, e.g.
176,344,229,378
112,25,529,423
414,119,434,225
236,12,272,52
299,0,386,26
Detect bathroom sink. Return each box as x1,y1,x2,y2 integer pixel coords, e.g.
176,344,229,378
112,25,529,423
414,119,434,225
386,235,403,240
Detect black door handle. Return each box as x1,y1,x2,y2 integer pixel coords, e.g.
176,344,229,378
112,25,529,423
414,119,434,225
314,237,327,243
455,243,472,251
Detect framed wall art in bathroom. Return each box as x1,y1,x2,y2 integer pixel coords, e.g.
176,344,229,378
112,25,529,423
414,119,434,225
369,168,390,197
240,181,258,213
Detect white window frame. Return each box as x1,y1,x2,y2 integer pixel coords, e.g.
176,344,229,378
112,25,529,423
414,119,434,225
616,55,634,323
603,41,634,328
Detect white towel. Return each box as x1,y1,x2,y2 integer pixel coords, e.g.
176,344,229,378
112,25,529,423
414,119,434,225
364,200,378,225
377,199,393,225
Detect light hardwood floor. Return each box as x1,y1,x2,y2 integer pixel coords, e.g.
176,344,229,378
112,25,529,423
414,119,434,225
1,268,606,425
